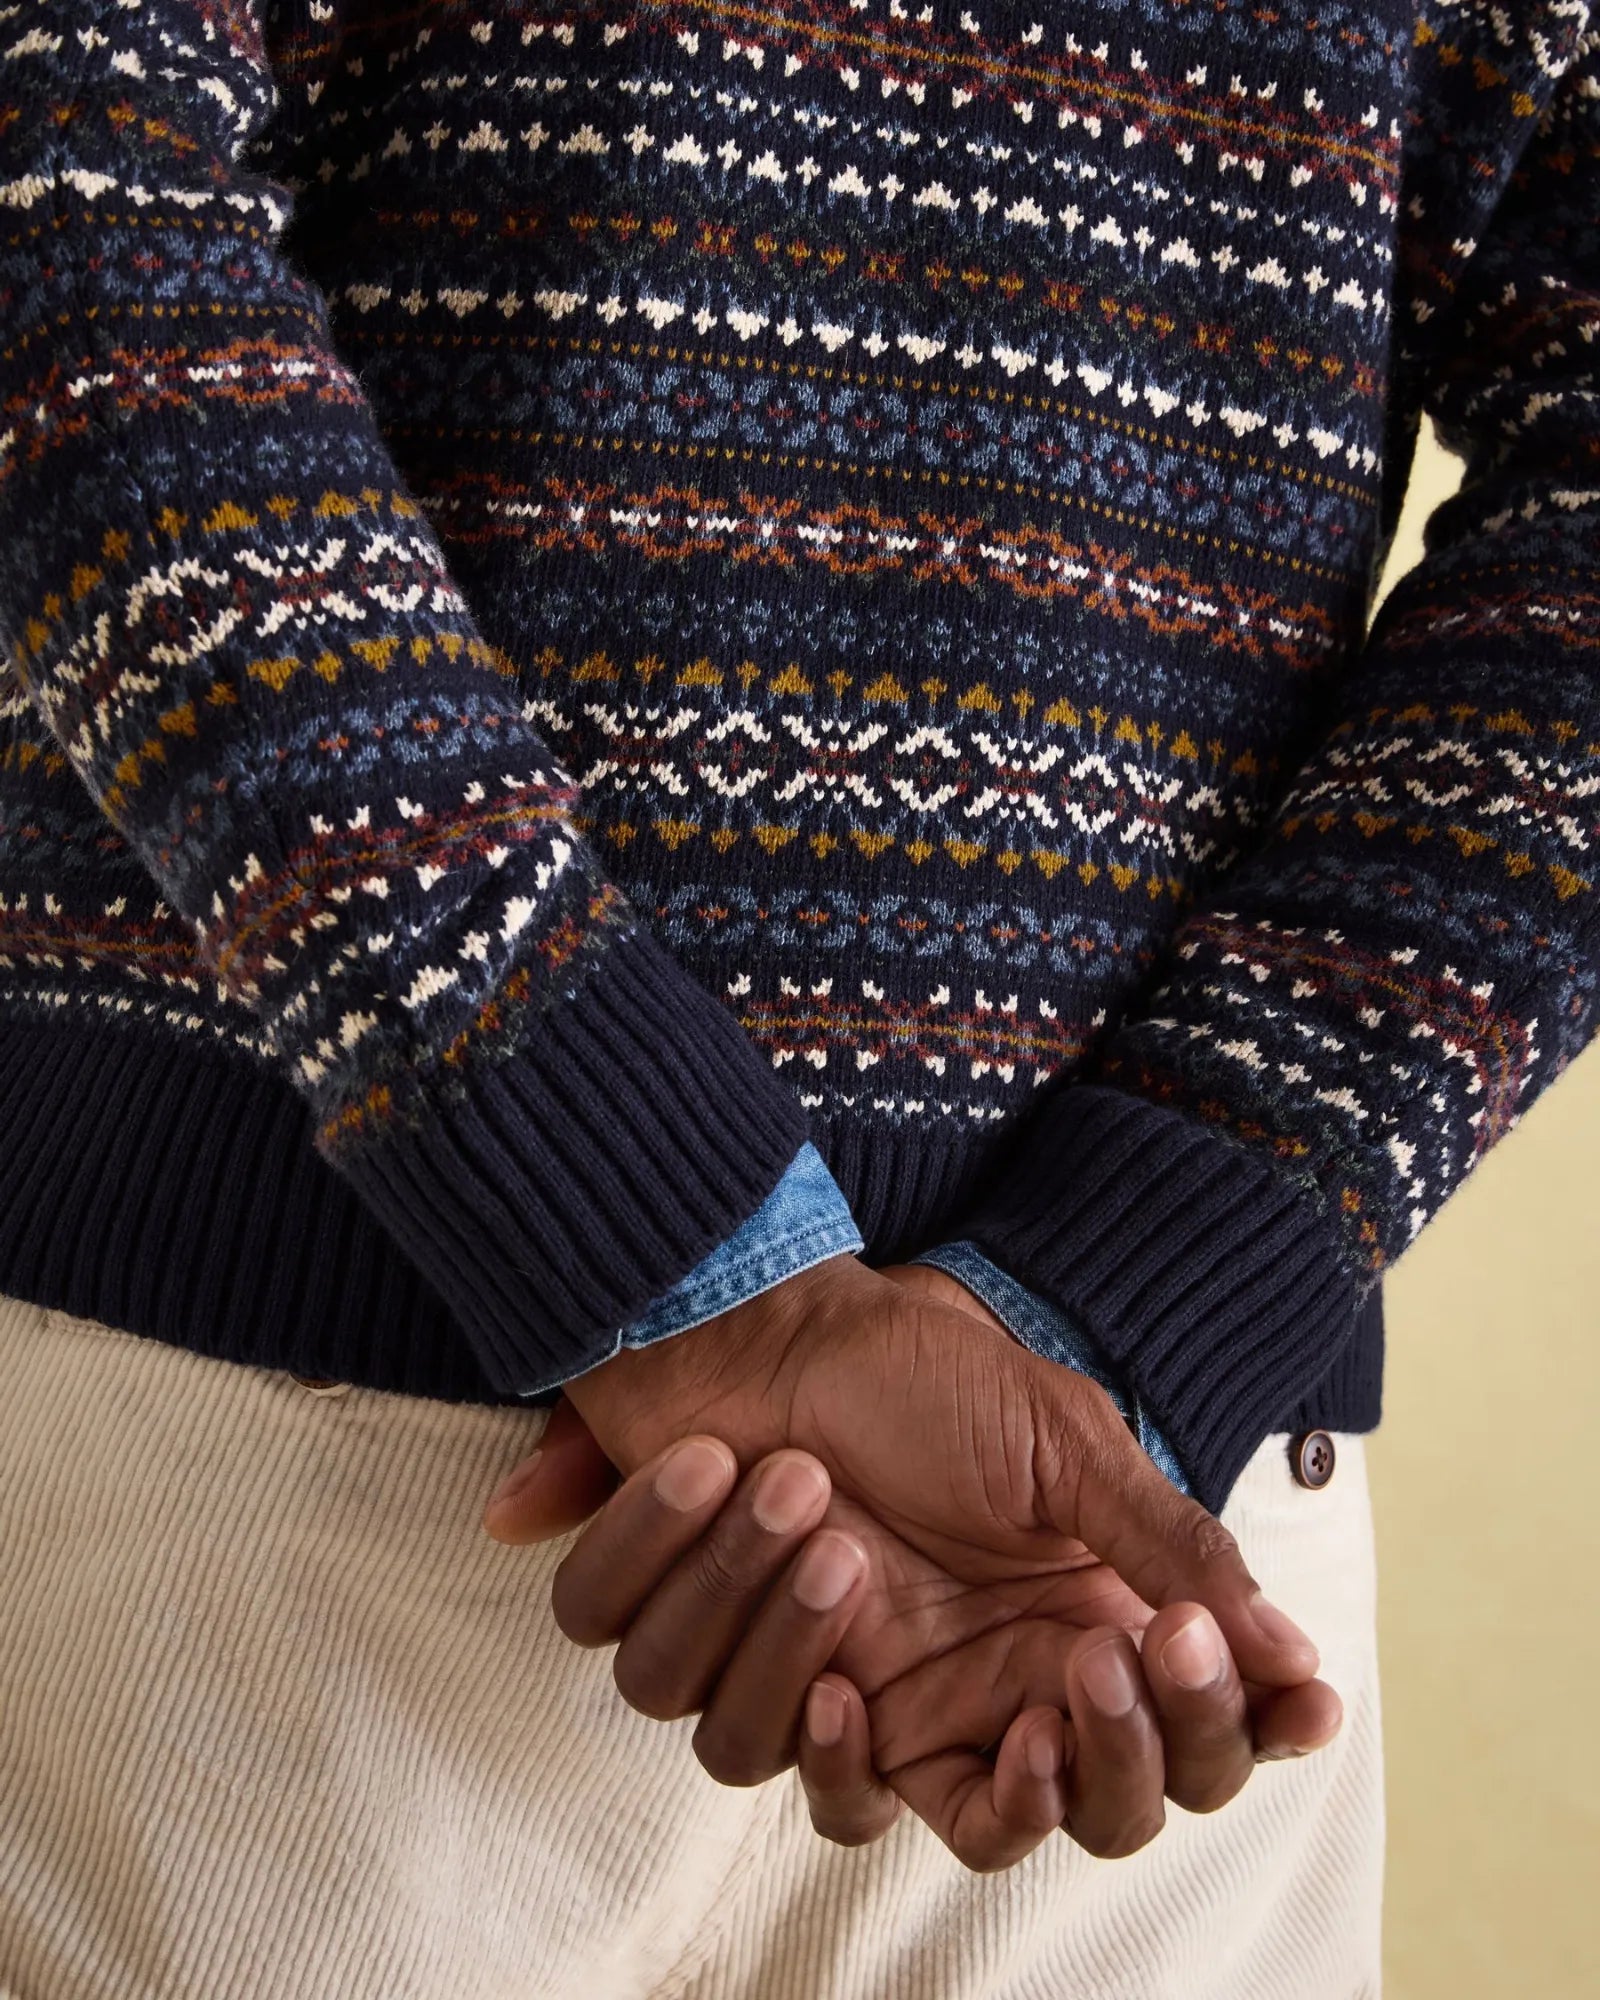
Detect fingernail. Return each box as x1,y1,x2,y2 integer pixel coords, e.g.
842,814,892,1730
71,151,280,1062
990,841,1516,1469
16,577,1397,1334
1079,1640,1139,1718
1026,1722,1062,1782
752,1456,828,1534
1160,1613,1226,1690
1261,1713,1342,1762
653,1439,733,1513
792,1533,864,1611
1249,1592,1319,1668
806,1682,846,1748
486,1451,542,1514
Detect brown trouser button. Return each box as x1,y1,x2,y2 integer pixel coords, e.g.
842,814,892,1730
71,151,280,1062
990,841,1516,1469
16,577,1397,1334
289,1374,351,1397
1290,1430,1337,1490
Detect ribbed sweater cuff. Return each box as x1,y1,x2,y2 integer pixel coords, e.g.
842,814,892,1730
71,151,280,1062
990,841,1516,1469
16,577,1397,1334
958,1085,1363,1514
337,930,809,1396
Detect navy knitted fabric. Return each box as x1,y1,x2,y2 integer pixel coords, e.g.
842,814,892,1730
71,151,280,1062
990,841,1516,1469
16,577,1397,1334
1,0,1595,1509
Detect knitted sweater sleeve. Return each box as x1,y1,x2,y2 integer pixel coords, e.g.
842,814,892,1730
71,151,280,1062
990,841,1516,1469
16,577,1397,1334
958,13,1600,1512
0,0,807,1393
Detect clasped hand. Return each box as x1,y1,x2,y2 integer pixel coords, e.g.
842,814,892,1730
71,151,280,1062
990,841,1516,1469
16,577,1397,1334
482,1257,1341,1873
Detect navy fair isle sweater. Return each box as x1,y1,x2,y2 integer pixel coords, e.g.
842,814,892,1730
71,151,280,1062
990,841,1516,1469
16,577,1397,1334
1,0,1597,1512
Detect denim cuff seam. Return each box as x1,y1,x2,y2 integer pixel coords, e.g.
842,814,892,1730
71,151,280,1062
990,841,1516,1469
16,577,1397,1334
622,1215,864,1348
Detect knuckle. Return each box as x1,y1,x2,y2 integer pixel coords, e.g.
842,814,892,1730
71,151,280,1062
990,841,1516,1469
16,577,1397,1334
812,1808,896,1850
1185,1510,1241,1572
548,1573,614,1650
1050,1368,1120,1448
1170,1764,1250,1816
612,1646,695,1723
689,1536,760,1610
1084,1802,1166,1860
693,1722,775,1790
950,1834,1005,1875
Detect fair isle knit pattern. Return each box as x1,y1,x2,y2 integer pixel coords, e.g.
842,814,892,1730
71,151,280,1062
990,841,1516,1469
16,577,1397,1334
0,0,1596,1507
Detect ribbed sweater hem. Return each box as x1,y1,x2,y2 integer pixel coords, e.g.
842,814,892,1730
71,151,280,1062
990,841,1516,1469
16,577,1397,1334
959,1085,1384,1513
0,1021,1382,1485
0,1014,501,1403
332,930,810,1394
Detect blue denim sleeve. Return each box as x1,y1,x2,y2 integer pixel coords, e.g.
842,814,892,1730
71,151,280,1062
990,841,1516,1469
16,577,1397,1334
908,1241,1192,1496
618,1142,863,1349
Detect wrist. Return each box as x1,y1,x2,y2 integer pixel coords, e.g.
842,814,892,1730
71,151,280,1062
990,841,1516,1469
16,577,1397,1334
565,1253,863,1472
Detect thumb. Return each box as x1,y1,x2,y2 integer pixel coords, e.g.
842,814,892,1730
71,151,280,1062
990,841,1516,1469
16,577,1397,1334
483,1396,620,1544
1054,1397,1321,1690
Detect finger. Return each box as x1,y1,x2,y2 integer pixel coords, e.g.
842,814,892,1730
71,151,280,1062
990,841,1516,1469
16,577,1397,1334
886,1705,1071,1874
692,1528,868,1787
548,1435,739,1645
1061,1629,1166,1859
483,1396,620,1543
866,1621,1071,1776
991,1706,1072,1852
1139,1603,1254,1814
1249,1676,1345,1762
1056,1391,1323,1690
797,1676,904,1848
611,1450,832,1721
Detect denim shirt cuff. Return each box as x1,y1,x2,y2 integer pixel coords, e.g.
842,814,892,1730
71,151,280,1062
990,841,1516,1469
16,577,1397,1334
909,1241,1191,1495
620,1141,863,1350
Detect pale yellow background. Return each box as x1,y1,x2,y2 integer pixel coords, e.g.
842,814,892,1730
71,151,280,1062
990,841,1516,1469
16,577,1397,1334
1371,430,1600,1999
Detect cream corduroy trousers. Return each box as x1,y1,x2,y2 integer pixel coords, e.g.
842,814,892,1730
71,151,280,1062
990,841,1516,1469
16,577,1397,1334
0,1293,1383,2000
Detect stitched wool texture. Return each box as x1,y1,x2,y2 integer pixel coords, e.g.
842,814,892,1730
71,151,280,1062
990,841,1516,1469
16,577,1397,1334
0,1,1595,1503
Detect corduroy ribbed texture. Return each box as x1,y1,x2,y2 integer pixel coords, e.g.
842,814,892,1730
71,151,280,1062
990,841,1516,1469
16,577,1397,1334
0,1294,1384,2000
960,1087,1371,1513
